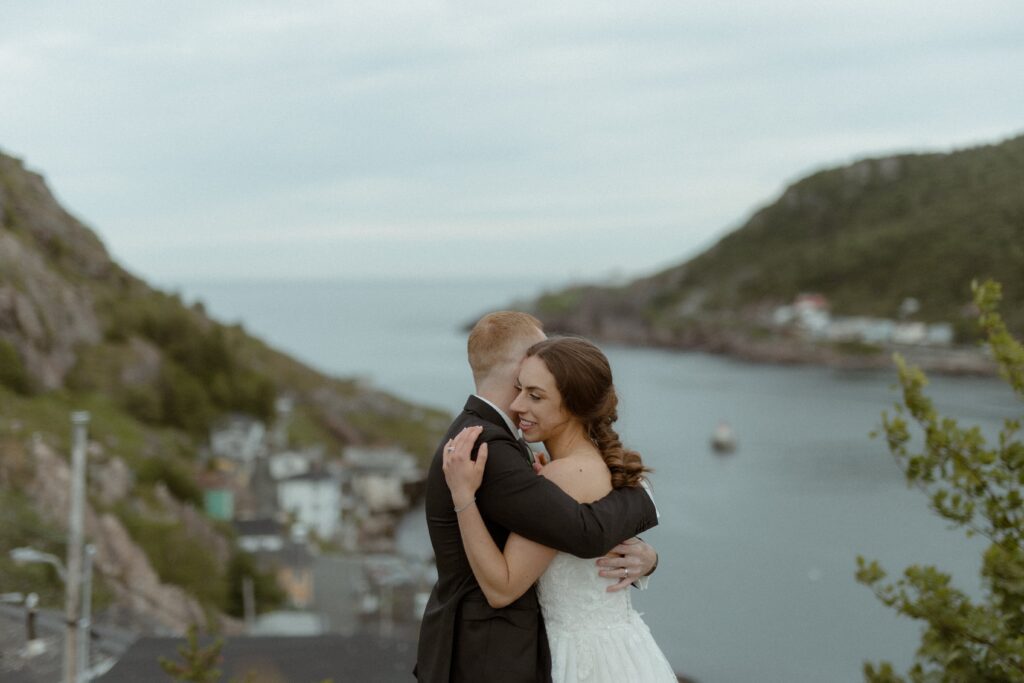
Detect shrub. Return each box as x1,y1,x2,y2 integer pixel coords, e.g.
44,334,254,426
117,505,227,610
136,457,203,506
0,339,32,395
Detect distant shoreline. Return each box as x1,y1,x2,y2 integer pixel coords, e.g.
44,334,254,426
696,336,996,377
582,328,997,377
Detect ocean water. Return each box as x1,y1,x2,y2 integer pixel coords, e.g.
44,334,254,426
177,277,1019,683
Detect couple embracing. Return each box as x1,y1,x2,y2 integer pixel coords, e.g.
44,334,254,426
415,312,676,682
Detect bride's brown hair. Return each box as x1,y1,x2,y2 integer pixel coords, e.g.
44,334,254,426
526,336,650,488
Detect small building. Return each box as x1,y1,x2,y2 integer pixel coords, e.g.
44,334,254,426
926,323,955,346
775,293,831,337
233,518,285,554
210,414,267,463
277,471,342,541
343,447,422,514
249,610,327,636
268,449,320,481
235,519,317,609
893,322,927,345
203,490,234,522
858,318,895,345
198,470,236,521
823,316,892,344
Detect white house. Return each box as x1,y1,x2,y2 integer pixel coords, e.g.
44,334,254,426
823,317,894,344
343,446,422,514
926,323,955,346
278,471,342,541
210,414,267,463
893,322,928,345
269,450,318,481
774,293,831,337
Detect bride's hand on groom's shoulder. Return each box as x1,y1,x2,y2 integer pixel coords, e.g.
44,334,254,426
443,426,488,508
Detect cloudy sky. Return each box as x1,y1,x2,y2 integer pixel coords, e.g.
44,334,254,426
1,1,1021,286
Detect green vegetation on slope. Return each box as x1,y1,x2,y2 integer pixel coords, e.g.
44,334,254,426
535,133,1024,342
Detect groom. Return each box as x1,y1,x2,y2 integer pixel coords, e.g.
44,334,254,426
415,311,660,682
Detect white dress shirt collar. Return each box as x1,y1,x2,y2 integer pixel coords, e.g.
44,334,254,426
473,394,520,438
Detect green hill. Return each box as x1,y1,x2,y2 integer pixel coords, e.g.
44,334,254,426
532,132,1024,362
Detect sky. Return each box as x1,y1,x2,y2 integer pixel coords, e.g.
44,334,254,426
1,1,1022,287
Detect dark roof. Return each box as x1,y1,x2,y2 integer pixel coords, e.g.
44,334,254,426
280,470,335,483
95,634,417,683
233,518,283,537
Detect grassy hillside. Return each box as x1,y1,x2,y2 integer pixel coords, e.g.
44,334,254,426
535,133,1024,345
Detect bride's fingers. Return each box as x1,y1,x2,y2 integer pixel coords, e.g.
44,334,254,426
455,426,482,452
451,428,474,456
475,442,488,468
446,426,483,467
605,576,633,593
458,425,481,442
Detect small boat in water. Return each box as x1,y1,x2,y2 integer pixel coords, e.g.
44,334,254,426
711,421,737,454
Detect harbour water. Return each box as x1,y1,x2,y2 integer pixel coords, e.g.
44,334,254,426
177,277,1018,683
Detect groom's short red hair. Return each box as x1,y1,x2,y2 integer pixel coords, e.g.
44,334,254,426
468,311,544,383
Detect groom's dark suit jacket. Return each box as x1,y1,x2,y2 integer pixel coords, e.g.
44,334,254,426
415,396,659,682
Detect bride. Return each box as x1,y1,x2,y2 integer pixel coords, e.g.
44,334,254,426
443,336,677,682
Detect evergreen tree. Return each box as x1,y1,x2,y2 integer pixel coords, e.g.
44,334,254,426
158,626,225,683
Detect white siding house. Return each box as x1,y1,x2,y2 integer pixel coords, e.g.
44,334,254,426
210,415,267,463
278,471,342,540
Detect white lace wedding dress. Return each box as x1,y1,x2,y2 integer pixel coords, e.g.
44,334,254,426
537,552,678,682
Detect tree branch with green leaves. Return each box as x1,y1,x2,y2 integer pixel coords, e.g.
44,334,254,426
857,279,1024,682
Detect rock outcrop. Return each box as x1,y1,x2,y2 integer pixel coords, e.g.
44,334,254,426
26,439,240,634
0,231,102,389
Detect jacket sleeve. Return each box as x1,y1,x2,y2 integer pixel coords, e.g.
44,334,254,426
474,436,658,558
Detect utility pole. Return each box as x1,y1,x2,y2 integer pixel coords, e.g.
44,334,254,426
78,544,95,682
64,411,89,683
242,576,256,633
26,592,38,642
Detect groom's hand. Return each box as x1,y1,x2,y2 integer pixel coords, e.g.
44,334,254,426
596,538,658,592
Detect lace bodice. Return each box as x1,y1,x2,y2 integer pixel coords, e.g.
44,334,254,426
536,552,634,632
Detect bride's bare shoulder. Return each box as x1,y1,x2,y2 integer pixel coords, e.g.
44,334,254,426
540,455,612,503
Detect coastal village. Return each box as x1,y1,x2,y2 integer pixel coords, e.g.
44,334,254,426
1,397,435,682
200,395,431,630
770,294,954,348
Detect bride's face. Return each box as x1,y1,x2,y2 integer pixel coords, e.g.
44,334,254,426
510,355,574,443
